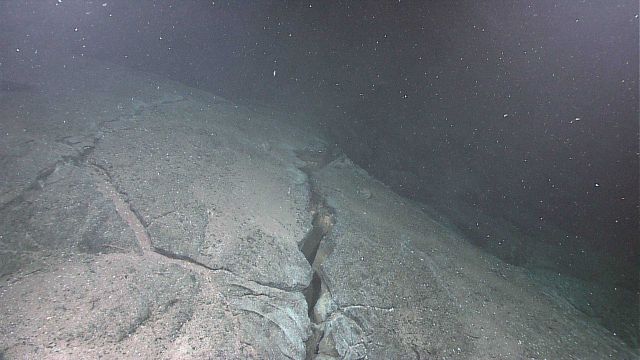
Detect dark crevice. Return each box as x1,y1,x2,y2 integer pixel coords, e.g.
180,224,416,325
1,139,99,211
294,147,338,360
146,209,177,227
153,245,301,292
152,246,224,272
299,178,335,317
2,92,175,211
303,272,322,317
299,211,324,264
129,205,150,228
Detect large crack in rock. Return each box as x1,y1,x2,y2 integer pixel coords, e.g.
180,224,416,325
294,147,340,360
3,58,635,358
2,92,329,358
2,81,336,358
1,62,322,358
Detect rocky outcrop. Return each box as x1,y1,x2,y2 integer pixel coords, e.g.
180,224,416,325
0,59,635,359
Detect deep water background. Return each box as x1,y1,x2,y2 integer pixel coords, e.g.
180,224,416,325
1,0,638,344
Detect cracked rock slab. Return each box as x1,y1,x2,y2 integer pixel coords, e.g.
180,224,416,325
1,58,323,359
311,158,636,359
3,57,633,360
0,253,311,359
0,164,140,276
90,97,314,291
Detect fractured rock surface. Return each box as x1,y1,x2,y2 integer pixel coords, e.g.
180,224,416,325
0,59,636,359
310,157,635,359
0,60,317,359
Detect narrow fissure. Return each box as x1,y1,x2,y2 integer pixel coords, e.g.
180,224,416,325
294,148,338,360
1,138,98,211
152,246,224,272
299,177,334,316
89,104,341,357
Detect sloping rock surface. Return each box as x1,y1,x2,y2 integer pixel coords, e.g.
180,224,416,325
0,60,636,359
